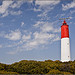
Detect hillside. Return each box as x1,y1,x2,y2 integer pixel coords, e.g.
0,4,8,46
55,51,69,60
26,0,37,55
0,60,75,74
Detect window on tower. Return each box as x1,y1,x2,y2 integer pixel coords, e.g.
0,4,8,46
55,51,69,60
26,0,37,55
63,23,67,25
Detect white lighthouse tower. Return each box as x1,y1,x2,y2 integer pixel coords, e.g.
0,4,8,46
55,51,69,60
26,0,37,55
61,20,71,62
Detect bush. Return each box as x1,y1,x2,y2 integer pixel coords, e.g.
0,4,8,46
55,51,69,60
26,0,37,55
47,69,61,74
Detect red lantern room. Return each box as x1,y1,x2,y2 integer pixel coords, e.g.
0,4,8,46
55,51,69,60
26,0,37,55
61,20,69,39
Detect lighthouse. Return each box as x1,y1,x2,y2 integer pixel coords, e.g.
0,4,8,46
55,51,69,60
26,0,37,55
61,20,71,62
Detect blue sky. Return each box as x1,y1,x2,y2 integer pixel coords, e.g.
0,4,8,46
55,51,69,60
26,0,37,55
0,0,75,64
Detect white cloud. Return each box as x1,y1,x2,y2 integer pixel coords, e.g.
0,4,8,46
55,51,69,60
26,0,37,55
34,0,60,20
34,21,61,33
10,1,26,8
33,32,55,45
3,31,31,48
40,22,54,32
20,31,59,51
0,1,13,14
62,1,75,10
35,0,60,7
37,10,49,20
0,1,61,54
0,1,27,17
53,36,60,42
54,28,61,33
24,21,60,50
22,35,31,42
7,27,60,53
7,31,60,54
20,21,60,51
33,8,41,12
1,10,9,17
24,41,38,50
10,10,22,15
34,32,55,40
0,20,60,54
34,0,60,21
70,10,75,14
34,21,44,27
5,30,21,41
21,22,25,27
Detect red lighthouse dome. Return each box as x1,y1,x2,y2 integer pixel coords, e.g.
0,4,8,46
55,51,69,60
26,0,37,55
61,20,69,39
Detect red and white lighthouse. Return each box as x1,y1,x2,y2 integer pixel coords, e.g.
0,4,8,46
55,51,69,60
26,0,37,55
61,20,71,62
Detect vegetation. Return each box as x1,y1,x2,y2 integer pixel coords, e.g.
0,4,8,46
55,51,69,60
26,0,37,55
0,60,75,74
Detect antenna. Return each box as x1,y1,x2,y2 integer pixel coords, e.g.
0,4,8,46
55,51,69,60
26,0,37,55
59,17,70,20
